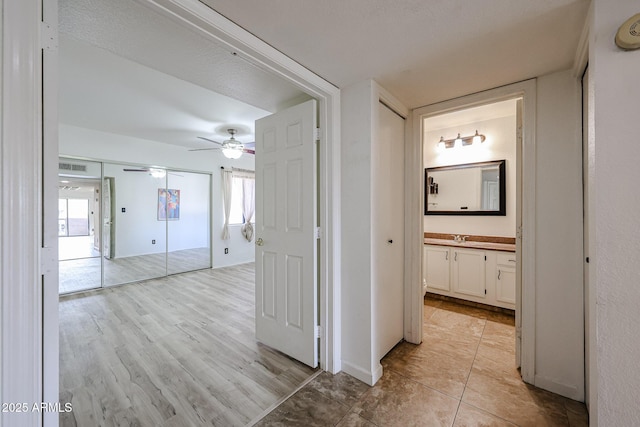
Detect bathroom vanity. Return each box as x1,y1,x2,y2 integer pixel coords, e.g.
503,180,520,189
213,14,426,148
423,235,516,310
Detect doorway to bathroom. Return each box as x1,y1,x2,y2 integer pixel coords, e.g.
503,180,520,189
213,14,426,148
410,79,537,384
421,96,521,369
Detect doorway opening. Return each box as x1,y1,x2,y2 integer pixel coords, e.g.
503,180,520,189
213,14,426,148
421,97,521,373
51,0,336,423
409,79,537,383
58,162,103,293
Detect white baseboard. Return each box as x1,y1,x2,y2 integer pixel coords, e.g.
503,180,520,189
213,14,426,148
341,360,383,386
535,374,584,402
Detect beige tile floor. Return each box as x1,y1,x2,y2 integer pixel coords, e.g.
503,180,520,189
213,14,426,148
255,297,589,426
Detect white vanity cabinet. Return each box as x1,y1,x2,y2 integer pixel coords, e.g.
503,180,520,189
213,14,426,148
452,248,486,299
423,244,515,310
495,252,517,305
424,245,450,291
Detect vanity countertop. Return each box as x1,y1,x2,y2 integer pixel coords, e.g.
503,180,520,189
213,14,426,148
424,238,516,253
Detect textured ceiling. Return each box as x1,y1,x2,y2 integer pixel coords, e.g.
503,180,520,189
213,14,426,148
59,0,589,148
59,0,309,148
59,35,272,148
199,0,589,108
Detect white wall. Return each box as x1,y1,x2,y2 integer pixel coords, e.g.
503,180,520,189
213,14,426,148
341,79,408,385
591,1,640,424
60,124,255,267
340,80,376,384
100,165,211,258
424,115,517,237
534,69,584,400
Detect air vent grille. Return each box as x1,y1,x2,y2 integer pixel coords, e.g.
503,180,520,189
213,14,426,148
59,162,87,172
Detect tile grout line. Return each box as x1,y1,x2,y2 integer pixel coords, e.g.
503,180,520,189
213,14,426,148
454,314,488,424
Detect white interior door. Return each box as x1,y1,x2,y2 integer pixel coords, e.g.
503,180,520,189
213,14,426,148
375,102,405,360
255,99,318,368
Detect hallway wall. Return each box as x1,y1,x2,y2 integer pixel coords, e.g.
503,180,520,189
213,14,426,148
590,1,640,424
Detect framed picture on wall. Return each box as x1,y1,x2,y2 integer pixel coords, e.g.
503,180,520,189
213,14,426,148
158,188,180,220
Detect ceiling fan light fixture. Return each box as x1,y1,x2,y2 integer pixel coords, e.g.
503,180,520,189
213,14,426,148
149,168,166,178
221,129,244,159
222,146,243,159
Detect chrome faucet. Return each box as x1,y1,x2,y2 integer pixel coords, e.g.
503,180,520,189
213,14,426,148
451,234,461,242
461,235,470,242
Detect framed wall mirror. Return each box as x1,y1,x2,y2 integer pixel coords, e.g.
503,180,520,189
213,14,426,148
425,159,506,215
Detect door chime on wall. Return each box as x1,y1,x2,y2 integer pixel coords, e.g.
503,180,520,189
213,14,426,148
437,130,486,150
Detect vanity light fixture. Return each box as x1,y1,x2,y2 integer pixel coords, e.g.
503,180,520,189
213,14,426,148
436,130,486,149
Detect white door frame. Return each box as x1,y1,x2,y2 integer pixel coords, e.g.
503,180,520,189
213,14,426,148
1,0,59,425
1,0,341,422
407,79,537,383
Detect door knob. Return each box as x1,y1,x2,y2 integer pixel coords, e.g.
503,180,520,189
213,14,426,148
256,238,264,246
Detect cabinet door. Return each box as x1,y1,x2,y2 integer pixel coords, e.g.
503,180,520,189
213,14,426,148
452,249,486,298
425,246,450,291
496,252,516,305
496,266,516,304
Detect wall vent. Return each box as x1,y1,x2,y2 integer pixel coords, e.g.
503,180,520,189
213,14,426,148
59,162,87,172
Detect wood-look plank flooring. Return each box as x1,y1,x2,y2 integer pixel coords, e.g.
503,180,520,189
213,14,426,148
59,263,316,426
59,247,211,294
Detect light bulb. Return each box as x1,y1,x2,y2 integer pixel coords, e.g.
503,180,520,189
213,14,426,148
472,130,483,144
454,133,462,148
149,168,166,178
222,147,242,159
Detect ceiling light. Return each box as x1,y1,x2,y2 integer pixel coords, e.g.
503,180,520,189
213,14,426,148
222,146,243,159
436,136,446,151
221,129,244,159
149,168,166,178
436,131,486,149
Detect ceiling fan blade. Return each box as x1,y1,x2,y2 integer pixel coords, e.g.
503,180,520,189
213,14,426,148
197,136,223,145
123,168,150,172
188,147,220,152
242,148,255,155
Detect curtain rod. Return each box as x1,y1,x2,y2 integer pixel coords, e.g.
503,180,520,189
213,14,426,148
220,166,255,174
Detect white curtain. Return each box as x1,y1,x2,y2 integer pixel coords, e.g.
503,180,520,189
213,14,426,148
221,169,233,240
241,176,256,242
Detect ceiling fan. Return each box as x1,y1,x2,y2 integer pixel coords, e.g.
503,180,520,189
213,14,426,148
189,128,255,159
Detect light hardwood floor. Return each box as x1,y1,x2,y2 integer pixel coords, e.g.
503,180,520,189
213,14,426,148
59,247,211,294
59,263,316,426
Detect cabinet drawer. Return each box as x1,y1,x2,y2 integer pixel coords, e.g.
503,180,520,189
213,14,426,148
497,253,516,265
